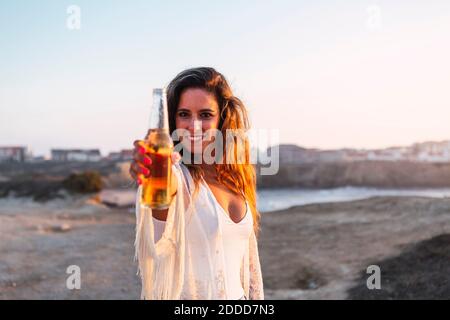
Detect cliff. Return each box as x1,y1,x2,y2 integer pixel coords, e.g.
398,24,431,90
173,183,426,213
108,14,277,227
257,160,450,189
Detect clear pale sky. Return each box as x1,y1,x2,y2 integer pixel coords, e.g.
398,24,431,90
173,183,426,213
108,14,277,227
1,0,450,157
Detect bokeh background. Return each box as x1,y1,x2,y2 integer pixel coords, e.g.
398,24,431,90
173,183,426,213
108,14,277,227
1,0,450,299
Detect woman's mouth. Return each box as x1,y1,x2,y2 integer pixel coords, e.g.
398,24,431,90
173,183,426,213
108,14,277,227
188,135,203,142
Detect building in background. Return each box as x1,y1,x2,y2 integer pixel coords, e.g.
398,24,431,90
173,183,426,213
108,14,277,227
0,146,27,162
27,156,46,163
106,149,133,161
275,140,450,164
51,149,102,162
412,141,450,163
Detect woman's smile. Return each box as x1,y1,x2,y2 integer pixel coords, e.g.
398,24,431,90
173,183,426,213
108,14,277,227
188,135,203,142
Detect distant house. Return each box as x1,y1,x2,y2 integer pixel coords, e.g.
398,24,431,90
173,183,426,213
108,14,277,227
106,152,121,161
28,156,46,163
342,149,369,162
120,149,133,161
367,149,401,161
51,149,101,162
271,141,450,164
0,146,27,162
106,149,133,161
413,141,450,163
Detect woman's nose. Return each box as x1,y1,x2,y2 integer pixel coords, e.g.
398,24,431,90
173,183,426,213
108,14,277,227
188,119,203,133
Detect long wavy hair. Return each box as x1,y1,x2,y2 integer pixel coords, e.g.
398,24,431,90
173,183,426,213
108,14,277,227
166,67,260,237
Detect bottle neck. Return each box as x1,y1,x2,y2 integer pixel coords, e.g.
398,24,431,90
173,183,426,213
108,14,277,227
148,88,169,130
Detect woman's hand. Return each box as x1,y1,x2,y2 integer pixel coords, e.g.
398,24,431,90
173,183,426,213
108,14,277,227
130,140,180,220
129,140,181,185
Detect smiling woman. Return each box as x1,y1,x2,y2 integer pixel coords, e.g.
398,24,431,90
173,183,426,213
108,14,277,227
174,88,221,155
166,68,259,232
130,67,264,300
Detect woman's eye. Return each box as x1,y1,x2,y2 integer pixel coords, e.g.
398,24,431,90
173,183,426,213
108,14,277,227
178,112,189,117
201,113,213,118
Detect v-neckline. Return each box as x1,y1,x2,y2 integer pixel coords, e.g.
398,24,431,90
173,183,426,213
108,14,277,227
201,178,248,225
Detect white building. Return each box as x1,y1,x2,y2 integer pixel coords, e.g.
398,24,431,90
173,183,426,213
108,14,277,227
51,149,101,162
106,149,133,161
0,146,27,162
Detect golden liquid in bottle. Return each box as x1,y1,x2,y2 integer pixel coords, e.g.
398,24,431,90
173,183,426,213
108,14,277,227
141,129,173,209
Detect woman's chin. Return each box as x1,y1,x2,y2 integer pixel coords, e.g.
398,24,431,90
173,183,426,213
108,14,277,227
181,141,210,154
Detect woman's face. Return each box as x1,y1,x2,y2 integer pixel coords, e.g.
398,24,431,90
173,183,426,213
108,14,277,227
175,88,221,154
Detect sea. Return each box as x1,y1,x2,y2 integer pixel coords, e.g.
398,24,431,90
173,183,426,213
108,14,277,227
100,187,450,213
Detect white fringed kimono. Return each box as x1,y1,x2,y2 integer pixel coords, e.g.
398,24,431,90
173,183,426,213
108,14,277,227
134,162,264,300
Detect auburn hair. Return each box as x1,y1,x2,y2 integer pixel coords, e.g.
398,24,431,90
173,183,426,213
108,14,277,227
166,67,261,237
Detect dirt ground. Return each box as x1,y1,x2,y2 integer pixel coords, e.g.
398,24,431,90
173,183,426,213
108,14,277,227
1,195,450,299
260,196,450,299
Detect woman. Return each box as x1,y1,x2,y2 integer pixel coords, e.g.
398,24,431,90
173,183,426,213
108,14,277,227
129,67,264,300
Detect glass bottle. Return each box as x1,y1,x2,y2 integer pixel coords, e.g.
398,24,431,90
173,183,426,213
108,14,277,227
141,88,174,209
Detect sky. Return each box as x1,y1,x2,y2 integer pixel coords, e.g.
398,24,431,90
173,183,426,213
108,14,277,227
1,0,450,157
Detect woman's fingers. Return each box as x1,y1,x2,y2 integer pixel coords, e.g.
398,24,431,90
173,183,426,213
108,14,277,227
133,140,146,158
130,157,151,187
133,140,146,153
131,162,151,177
133,148,152,167
131,140,151,185
136,174,144,185
133,140,152,167
131,141,181,188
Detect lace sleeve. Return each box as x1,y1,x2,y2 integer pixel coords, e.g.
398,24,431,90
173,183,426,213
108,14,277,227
134,164,187,299
248,230,264,300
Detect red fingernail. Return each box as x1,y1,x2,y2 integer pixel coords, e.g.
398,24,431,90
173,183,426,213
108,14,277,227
143,157,152,166
142,167,150,176
137,177,142,185
138,147,146,155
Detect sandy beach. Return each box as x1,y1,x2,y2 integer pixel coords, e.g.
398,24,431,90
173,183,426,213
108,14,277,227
1,194,450,299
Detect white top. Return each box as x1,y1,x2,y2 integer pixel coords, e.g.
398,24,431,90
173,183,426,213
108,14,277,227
135,162,264,300
152,179,253,300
